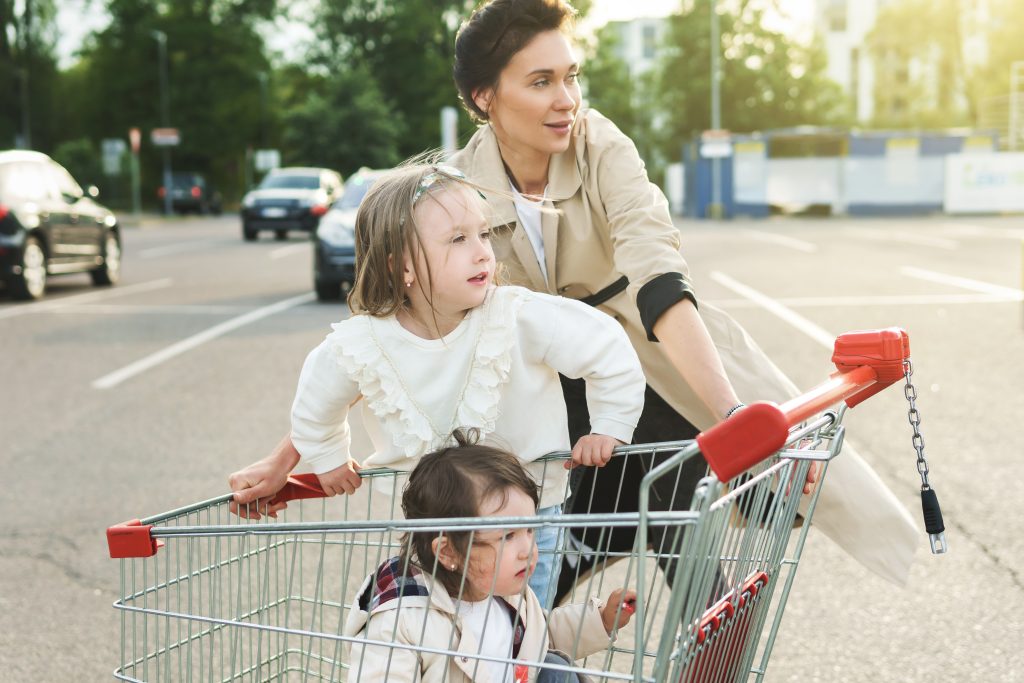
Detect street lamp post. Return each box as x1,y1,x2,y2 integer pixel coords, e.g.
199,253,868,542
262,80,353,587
709,0,722,219
152,30,172,216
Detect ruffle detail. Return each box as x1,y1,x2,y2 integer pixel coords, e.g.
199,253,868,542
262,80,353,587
453,287,527,441
326,288,527,459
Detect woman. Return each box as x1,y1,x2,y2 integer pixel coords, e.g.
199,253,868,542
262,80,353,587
230,0,918,587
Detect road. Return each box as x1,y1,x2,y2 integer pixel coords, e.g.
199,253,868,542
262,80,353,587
0,213,1020,681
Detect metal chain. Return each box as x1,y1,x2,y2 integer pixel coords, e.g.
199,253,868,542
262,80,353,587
903,359,932,490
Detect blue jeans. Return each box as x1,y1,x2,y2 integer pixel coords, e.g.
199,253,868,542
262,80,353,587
536,651,578,683
529,505,563,610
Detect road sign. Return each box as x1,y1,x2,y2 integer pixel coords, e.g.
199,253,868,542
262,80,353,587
129,127,141,153
151,127,180,146
255,149,280,172
102,138,127,176
700,129,733,159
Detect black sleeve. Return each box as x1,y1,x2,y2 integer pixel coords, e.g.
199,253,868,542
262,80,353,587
637,272,698,342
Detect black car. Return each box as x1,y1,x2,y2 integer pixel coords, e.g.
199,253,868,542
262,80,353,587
0,150,121,300
240,167,344,241
313,168,386,301
157,172,222,215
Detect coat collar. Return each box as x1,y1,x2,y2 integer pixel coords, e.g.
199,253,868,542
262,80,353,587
456,116,587,227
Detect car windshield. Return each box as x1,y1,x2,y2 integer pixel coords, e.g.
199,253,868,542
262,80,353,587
260,174,320,190
334,176,377,210
171,173,204,188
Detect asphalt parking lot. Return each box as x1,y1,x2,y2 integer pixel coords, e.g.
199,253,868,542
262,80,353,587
0,213,1020,681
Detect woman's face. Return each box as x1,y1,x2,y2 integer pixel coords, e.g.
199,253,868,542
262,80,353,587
477,30,582,158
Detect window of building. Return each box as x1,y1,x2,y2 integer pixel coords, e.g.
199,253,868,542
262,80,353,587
642,25,657,60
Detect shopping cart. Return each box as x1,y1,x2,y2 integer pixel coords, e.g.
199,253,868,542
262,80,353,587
107,328,945,682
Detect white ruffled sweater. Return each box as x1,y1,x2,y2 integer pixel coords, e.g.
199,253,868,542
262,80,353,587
290,286,646,508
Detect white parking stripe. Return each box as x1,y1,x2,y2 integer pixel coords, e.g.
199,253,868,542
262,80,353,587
937,223,1024,240
852,228,959,250
49,304,251,315
140,240,225,258
269,243,310,260
710,271,835,349
901,266,1024,299
709,293,1018,308
92,291,316,389
0,278,174,321
739,229,818,253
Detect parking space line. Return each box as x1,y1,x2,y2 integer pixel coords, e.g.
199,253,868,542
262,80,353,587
140,240,227,258
901,266,1024,300
92,291,316,390
851,228,959,250
739,229,818,253
710,271,834,349
708,292,1017,308
50,304,251,315
937,223,1024,240
269,243,310,260
0,278,174,321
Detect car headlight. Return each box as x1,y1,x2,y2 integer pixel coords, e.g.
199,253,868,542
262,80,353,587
317,217,356,247
242,193,255,208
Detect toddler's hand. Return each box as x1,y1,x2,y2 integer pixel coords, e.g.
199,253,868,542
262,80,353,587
567,434,623,469
316,459,363,496
600,588,637,634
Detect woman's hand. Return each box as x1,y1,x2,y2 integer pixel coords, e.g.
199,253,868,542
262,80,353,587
228,435,300,519
601,588,637,634
567,434,623,469
316,459,363,496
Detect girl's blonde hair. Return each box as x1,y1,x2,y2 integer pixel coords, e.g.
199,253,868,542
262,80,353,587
347,157,498,317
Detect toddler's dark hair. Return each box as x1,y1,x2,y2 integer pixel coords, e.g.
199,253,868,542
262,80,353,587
400,429,539,596
454,0,577,122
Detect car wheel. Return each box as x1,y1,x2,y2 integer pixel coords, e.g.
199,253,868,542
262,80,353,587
10,236,47,300
243,223,258,241
315,278,341,301
275,230,288,241
91,230,122,286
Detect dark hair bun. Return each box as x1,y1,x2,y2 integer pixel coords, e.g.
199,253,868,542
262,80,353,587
453,0,576,121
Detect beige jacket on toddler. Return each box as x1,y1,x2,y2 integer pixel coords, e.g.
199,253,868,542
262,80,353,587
343,558,613,683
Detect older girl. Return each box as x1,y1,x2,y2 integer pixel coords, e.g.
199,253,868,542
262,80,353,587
235,162,645,606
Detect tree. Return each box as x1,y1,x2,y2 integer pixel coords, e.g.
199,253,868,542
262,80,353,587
67,0,278,203
866,0,978,128
0,0,60,149
652,1,847,162
281,63,404,176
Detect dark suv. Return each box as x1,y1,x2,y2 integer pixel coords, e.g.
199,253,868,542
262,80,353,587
313,168,386,300
158,172,223,215
0,150,121,300
239,167,344,241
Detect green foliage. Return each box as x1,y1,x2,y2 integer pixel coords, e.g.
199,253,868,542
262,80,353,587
63,0,277,204
52,137,103,185
281,64,404,176
311,0,476,156
972,0,1024,111
0,0,61,149
652,2,847,162
866,0,975,128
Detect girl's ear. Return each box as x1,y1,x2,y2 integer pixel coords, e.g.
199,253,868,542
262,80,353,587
472,87,493,117
431,535,459,571
388,251,415,287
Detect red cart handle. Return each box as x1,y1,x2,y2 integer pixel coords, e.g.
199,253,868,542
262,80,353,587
107,473,330,559
268,472,328,505
697,328,909,482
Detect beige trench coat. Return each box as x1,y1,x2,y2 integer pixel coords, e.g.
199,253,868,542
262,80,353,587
343,570,612,683
451,109,919,585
